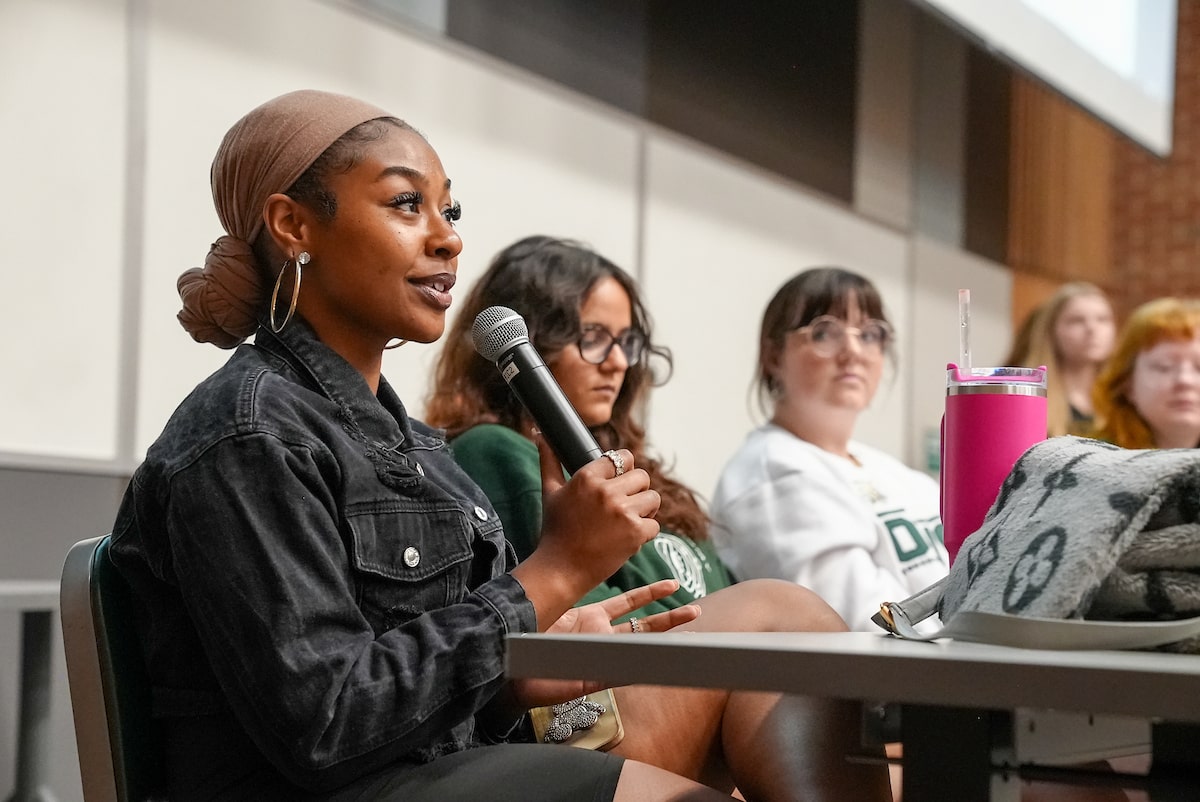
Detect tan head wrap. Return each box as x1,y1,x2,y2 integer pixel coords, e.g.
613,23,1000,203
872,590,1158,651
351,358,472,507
177,89,393,347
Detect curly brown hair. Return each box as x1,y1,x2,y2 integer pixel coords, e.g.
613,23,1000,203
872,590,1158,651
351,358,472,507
425,235,710,540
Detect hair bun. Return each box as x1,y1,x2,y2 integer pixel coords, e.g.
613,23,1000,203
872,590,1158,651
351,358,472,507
176,236,265,348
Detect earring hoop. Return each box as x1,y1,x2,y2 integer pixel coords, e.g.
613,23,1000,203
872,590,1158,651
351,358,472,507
384,339,409,350
269,251,308,333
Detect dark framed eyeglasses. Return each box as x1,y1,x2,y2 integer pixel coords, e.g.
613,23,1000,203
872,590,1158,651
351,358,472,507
578,324,646,366
791,315,893,359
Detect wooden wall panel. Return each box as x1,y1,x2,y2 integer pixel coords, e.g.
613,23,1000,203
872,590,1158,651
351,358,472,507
1007,77,1116,324
1010,270,1064,333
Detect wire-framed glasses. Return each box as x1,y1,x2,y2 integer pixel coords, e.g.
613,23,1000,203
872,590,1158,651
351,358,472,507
792,315,893,359
578,324,646,366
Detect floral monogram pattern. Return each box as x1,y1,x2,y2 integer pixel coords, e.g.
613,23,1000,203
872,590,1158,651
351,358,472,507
1003,527,1065,613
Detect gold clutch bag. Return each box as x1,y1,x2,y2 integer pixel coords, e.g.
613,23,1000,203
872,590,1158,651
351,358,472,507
529,689,625,751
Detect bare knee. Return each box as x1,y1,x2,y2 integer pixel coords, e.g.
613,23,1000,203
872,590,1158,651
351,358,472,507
610,684,729,783
614,759,734,801
683,579,848,634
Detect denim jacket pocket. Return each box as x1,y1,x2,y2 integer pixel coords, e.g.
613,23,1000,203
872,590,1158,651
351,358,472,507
346,501,474,635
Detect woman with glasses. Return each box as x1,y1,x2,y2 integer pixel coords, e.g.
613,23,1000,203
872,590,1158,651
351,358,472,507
426,239,892,800
710,267,948,633
1091,297,1200,449
427,235,734,617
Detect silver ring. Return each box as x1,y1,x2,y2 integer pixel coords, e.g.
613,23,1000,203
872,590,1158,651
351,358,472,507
602,449,626,477
628,617,643,634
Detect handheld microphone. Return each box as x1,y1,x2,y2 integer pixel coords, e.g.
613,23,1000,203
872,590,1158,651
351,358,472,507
471,306,603,473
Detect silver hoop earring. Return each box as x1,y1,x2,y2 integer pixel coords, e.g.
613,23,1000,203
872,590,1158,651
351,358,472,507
384,339,409,350
269,251,308,333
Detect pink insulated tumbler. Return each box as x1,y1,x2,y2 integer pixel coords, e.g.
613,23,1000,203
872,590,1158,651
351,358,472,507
941,364,1047,564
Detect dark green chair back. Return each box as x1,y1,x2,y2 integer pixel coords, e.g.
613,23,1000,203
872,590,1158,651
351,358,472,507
62,535,165,801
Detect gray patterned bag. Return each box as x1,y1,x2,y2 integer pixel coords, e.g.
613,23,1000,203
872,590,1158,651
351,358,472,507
878,436,1200,651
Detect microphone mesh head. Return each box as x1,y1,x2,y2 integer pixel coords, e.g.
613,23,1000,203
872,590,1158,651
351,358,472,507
472,306,529,363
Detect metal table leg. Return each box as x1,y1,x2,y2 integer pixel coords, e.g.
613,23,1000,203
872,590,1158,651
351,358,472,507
902,705,1018,801
1147,721,1200,802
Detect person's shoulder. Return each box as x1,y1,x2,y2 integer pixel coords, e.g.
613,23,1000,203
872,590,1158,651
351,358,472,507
750,424,826,473
453,423,528,448
450,423,536,470
847,439,901,465
154,346,258,427
144,344,326,472
851,441,937,487
714,424,821,503
452,423,532,456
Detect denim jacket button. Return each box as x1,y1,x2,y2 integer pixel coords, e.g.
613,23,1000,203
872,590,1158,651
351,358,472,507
473,506,488,521
403,546,421,567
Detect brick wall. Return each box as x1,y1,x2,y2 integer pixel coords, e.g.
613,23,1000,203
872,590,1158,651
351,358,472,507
1110,0,1200,319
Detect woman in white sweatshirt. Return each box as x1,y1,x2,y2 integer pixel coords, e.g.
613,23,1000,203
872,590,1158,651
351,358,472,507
711,267,947,632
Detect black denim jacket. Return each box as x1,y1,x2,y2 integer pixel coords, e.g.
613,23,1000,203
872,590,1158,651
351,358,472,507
111,319,536,796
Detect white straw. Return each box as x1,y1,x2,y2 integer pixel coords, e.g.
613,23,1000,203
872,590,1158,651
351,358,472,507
958,289,971,372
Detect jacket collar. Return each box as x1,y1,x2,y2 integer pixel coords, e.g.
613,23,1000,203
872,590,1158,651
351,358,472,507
252,318,432,450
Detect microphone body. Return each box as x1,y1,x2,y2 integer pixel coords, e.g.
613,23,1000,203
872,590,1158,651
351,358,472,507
498,342,604,473
472,307,603,473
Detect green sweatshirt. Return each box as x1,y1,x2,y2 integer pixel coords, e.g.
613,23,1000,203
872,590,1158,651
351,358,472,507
450,424,733,620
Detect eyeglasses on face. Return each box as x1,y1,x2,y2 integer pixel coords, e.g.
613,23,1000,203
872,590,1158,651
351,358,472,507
578,324,646,366
791,315,893,359
1139,358,1200,382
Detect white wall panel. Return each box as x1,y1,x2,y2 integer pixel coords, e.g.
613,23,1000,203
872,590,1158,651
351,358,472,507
0,0,126,460
136,0,639,453
5,0,1015,493
641,136,911,502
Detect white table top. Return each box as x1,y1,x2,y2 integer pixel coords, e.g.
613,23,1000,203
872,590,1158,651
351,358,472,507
0,580,60,611
507,631,1200,722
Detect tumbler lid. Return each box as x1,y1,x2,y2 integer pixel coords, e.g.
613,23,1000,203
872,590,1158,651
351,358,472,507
946,363,1048,394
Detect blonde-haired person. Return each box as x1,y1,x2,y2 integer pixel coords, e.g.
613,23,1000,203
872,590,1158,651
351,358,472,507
1005,282,1116,437
1091,297,1200,449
